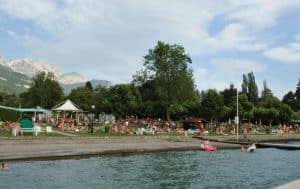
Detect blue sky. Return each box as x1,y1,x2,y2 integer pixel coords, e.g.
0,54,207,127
0,0,300,99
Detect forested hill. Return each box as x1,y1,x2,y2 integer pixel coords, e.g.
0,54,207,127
0,64,111,95
0,64,31,94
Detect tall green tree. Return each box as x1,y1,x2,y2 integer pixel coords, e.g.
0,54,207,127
241,74,248,94
105,84,142,118
0,91,20,107
258,95,293,123
200,89,224,122
94,86,110,114
282,91,296,111
134,41,196,122
68,87,95,111
253,107,279,125
222,83,237,106
247,72,259,104
235,94,254,122
20,72,64,109
296,79,300,100
85,81,94,91
261,80,272,99
241,72,258,104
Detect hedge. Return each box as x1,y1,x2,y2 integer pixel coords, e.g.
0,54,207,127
0,109,20,122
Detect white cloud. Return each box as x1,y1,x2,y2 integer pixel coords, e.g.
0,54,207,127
193,68,229,92
226,0,300,28
0,0,55,20
264,39,300,64
211,58,266,73
0,0,300,84
202,23,267,53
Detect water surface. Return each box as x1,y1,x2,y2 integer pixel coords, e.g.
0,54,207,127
1,148,299,189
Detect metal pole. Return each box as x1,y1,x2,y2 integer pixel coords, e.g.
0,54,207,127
236,89,239,142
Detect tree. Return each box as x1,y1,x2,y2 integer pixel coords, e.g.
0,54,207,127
237,94,254,122
253,107,279,125
292,111,300,120
134,41,196,122
258,95,293,123
222,83,237,106
241,74,248,94
5,94,21,107
20,72,64,109
282,91,296,111
247,72,259,104
261,80,272,99
134,80,164,118
104,84,142,118
0,91,20,107
200,89,224,122
241,72,258,104
68,87,95,111
296,79,300,100
94,86,110,114
258,95,281,109
85,81,94,91
277,103,293,123
294,79,300,112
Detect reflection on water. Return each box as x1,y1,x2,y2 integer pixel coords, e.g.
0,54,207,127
0,148,299,189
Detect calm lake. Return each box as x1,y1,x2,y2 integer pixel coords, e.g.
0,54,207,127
1,148,299,189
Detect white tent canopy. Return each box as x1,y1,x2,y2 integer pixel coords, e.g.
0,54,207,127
52,99,83,112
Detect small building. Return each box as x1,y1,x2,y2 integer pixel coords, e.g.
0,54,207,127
180,118,208,130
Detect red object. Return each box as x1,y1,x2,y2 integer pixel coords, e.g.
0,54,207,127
202,146,217,151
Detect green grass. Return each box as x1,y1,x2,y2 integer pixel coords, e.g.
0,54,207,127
0,131,11,137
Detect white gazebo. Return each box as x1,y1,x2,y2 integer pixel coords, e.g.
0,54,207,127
52,99,82,112
52,99,83,122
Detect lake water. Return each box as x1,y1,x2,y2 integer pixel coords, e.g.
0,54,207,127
0,148,299,189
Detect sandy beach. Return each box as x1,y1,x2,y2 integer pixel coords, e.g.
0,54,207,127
0,135,299,161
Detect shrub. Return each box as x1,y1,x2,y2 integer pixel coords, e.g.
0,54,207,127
0,109,20,122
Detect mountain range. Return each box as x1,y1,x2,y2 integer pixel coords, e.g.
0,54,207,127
0,55,111,94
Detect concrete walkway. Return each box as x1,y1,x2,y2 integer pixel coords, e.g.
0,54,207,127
0,136,239,161
0,134,299,161
53,130,78,137
275,179,300,189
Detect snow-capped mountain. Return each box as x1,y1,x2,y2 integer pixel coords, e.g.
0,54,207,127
59,72,87,84
0,55,111,94
4,58,88,84
0,63,31,94
0,55,4,65
6,58,62,78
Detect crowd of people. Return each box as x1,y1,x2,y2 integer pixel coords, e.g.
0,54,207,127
1,115,300,136
110,117,179,135
208,122,300,136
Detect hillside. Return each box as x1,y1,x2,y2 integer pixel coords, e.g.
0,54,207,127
0,55,112,95
0,64,31,94
62,79,111,94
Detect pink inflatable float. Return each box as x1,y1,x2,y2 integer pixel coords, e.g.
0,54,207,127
201,143,217,151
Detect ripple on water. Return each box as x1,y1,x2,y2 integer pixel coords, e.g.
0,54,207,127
0,148,299,189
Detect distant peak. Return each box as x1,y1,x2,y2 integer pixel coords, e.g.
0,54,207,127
6,58,62,78
58,72,87,84
0,54,4,64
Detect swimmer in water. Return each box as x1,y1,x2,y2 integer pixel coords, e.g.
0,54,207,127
1,161,9,170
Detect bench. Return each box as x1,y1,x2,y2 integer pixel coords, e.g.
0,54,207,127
20,127,38,136
19,119,38,136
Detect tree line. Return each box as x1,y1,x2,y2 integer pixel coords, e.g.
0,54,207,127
1,41,300,124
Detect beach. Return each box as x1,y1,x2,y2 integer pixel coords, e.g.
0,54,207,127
1,134,299,161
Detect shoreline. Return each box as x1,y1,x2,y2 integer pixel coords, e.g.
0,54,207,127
1,134,299,161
